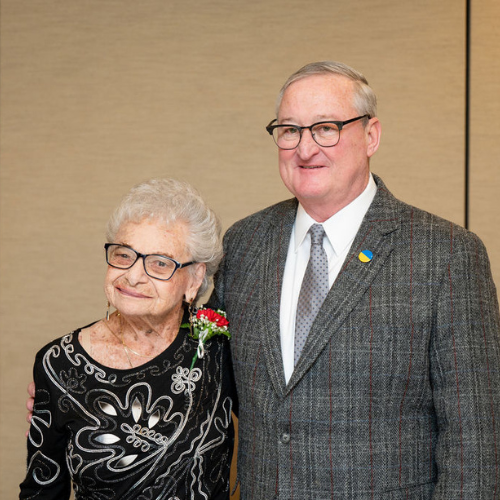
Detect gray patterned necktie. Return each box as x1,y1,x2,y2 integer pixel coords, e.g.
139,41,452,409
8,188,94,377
294,224,329,365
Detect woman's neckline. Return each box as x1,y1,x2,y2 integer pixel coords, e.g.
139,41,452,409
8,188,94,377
74,320,189,373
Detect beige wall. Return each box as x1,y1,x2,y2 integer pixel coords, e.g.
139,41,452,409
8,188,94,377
1,1,498,498
470,0,500,278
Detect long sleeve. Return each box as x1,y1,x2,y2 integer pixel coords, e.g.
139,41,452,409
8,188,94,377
19,349,71,499
430,230,500,498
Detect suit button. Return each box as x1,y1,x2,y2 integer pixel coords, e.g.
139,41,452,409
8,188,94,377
281,433,290,443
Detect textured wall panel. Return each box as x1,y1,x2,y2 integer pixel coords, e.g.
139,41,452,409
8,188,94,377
470,0,500,284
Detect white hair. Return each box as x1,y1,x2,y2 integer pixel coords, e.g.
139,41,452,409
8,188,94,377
106,178,222,299
276,61,377,119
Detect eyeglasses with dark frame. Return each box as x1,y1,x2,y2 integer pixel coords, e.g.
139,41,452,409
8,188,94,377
104,243,196,281
266,114,369,150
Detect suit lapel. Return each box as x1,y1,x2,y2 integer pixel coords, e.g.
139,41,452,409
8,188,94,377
285,178,401,393
259,200,297,398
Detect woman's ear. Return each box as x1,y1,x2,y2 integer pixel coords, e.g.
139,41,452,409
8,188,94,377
186,263,206,301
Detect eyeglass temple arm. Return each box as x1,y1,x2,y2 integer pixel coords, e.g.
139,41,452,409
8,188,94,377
266,119,278,134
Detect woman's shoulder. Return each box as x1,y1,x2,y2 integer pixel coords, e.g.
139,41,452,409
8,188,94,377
34,321,98,361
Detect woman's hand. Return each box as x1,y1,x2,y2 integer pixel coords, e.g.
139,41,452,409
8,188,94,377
25,381,35,436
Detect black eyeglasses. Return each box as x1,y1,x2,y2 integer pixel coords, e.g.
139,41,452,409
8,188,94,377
104,243,195,281
266,115,369,150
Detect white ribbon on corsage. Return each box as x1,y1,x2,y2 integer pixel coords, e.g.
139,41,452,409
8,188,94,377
196,328,209,359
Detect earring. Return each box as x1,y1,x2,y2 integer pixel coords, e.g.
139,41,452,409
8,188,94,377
106,301,110,321
187,298,195,336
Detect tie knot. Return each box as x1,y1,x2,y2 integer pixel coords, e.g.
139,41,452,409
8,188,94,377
309,224,325,246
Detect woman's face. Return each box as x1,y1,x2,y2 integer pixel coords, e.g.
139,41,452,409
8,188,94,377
104,219,205,324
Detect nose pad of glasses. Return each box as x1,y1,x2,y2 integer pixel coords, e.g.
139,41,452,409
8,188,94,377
298,128,320,150
126,256,149,278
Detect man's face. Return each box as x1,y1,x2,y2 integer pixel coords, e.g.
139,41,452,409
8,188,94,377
277,74,380,221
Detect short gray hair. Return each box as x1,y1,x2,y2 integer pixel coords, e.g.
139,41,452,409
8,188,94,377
276,61,377,119
106,178,222,299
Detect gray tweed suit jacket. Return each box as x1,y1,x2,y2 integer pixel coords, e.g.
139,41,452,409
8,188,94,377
211,175,500,499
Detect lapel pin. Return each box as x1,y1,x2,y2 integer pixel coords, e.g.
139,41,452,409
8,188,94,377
358,250,373,263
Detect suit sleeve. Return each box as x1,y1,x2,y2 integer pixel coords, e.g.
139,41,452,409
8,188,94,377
208,227,232,312
430,232,500,498
19,350,71,499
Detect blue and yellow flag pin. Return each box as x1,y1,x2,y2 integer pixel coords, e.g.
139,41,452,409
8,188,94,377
358,250,373,263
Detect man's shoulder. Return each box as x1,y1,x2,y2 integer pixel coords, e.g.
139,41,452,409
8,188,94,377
393,197,472,239
219,199,297,261
225,198,297,236
373,174,473,238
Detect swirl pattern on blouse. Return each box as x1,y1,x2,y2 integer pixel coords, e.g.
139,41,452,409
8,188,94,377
20,324,234,500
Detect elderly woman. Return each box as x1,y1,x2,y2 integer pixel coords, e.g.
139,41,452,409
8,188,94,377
20,178,235,500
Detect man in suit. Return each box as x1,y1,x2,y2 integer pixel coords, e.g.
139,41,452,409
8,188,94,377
211,61,500,498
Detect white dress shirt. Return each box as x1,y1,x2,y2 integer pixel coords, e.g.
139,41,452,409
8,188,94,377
280,174,377,383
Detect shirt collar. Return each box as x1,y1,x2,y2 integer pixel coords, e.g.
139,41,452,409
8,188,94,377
294,173,377,256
